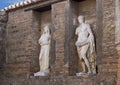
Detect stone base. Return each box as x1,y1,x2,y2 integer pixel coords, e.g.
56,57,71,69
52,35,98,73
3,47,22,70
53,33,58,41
34,70,50,76
0,73,117,85
76,72,95,77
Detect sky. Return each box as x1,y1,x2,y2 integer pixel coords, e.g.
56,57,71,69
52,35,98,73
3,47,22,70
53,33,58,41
0,0,25,10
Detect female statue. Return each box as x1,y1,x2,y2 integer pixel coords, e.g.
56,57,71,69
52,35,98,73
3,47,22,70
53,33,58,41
34,25,51,76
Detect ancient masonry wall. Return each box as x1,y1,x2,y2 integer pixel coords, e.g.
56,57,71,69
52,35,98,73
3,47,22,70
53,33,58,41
100,0,118,73
0,0,119,85
115,0,120,84
96,0,118,84
6,8,33,76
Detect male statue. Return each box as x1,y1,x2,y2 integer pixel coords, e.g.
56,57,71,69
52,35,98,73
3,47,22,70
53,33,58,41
75,15,96,75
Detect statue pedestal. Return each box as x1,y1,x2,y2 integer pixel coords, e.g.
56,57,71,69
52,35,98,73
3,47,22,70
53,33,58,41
76,72,95,77
34,70,49,76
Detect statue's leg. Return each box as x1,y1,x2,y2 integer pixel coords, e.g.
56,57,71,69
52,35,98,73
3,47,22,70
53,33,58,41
80,44,91,74
39,47,44,71
44,46,50,71
77,46,86,72
81,61,86,72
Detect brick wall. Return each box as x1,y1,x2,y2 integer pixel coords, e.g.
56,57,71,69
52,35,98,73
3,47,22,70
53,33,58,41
51,1,69,76
6,8,33,76
115,0,120,84
99,0,118,73
0,0,119,85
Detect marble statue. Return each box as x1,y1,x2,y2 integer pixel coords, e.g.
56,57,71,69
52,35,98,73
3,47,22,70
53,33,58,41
34,25,51,76
75,15,96,76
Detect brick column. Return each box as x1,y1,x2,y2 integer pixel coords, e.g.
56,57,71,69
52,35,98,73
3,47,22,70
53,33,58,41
51,1,69,76
116,44,120,85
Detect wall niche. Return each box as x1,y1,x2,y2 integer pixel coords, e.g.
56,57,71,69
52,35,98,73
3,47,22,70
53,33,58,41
69,0,97,75
31,6,55,73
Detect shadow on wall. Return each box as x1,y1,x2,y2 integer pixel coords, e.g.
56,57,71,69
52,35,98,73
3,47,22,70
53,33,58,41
0,11,7,68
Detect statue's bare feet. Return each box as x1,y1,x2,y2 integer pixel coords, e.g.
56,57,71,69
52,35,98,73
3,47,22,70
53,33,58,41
81,71,86,74
87,71,92,75
77,71,86,75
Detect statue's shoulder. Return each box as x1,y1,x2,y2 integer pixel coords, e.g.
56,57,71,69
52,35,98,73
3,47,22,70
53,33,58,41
76,26,80,31
85,23,90,26
84,23,90,28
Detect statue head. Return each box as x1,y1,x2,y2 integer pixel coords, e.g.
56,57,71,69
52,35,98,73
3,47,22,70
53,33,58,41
78,15,85,24
43,25,50,34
